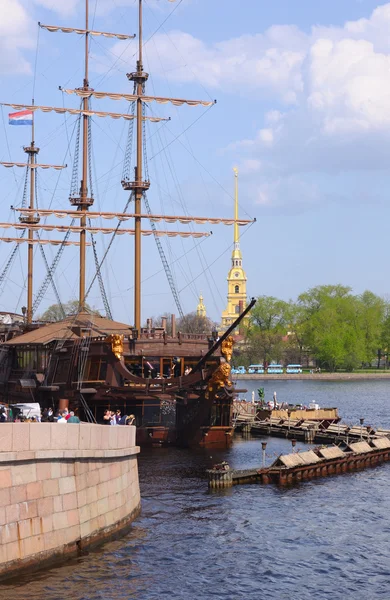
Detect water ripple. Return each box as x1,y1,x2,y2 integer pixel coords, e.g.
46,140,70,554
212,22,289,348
2,380,390,599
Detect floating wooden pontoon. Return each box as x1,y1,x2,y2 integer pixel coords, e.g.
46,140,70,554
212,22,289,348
207,436,390,489
247,418,377,444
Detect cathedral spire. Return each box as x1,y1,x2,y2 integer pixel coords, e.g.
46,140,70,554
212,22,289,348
232,167,242,261
221,168,247,331
234,167,239,245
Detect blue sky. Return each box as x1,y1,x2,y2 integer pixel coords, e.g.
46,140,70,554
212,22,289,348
1,0,390,324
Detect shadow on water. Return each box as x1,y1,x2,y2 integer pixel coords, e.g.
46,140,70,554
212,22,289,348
2,380,390,600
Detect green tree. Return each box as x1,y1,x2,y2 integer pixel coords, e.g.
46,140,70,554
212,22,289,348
244,296,290,365
297,285,365,371
283,302,307,365
358,291,384,366
40,301,101,322
380,299,390,367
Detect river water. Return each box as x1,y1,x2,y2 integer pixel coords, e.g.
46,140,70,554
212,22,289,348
2,380,390,600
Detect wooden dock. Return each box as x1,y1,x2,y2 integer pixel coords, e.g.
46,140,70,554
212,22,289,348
239,417,389,445
207,437,390,489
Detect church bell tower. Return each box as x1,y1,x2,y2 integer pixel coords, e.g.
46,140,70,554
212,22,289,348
221,168,247,330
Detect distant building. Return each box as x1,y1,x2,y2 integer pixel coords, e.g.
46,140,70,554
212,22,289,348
221,168,247,331
196,295,206,317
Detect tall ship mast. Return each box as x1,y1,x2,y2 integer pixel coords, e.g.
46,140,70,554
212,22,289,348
0,0,255,447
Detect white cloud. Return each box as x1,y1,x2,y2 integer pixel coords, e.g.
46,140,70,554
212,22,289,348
31,0,182,17
252,176,320,212
109,25,307,103
105,3,390,142
0,0,34,75
308,37,390,134
239,159,262,174
31,0,79,17
213,2,390,211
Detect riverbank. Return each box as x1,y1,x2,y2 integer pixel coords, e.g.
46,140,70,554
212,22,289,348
236,372,390,381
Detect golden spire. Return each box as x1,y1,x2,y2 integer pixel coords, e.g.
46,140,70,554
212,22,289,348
233,167,239,245
232,167,242,260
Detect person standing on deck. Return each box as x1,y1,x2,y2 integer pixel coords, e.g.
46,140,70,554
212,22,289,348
67,411,80,423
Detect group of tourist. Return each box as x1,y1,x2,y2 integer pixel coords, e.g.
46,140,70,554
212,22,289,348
0,404,136,425
103,409,135,426
0,406,80,423
43,408,81,423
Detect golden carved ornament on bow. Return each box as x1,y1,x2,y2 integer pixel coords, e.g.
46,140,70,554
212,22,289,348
221,335,234,364
208,362,232,394
106,334,124,360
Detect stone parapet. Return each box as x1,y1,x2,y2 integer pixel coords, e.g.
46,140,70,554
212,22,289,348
0,423,140,580
0,422,136,453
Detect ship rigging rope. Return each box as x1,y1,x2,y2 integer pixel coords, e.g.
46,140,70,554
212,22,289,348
34,170,66,318
146,115,196,313
178,220,256,294
87,115,113,320
86,109,131,319
120,88,185,318
0,108,18,186
144,192,185,320
84,194,134,305
31,100,81,314
143,0,184,49
140,60,194,305
146,90,206,310
32,24,40,103
123,236,207,292
147,94,254,219
148,104,215,161
93,0,183,89
139,55,201,307
32,113,82,316
70,112,82,197
159,84,225,311
144,39,224,314
0,153,29,300
144,0,214,102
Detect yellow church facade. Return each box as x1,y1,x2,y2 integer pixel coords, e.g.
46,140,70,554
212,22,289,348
221,168,247,330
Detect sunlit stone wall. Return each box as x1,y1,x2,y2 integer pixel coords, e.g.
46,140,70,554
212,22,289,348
0,423,140,578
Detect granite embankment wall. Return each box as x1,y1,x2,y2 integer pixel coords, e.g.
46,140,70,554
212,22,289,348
0,423,140,579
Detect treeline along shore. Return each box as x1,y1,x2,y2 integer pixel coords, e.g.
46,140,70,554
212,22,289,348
236,285,390,372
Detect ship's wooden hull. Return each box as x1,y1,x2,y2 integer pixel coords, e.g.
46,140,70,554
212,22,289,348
0,330,235,448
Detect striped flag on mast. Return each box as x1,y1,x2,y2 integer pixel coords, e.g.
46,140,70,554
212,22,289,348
9,110,33,126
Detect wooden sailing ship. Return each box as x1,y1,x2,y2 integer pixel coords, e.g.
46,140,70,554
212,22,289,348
0,0,254,447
